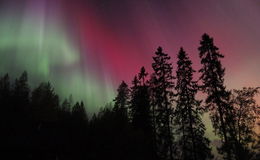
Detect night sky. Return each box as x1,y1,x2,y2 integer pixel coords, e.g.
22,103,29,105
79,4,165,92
0,0,259,113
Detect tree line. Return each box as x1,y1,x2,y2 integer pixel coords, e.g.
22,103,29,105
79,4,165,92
0,33,259,160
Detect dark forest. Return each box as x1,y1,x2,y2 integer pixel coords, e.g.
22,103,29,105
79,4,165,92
0,34,259,160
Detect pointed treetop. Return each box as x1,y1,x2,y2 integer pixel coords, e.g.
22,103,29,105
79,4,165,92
155,46,167,56
117,81,128,93
201,33,215,45
21,71,28,80
202,33,211,40
16,71,28,85
157,46,162,52
114,80,130,111
138,66,148,85
199,33,221,58
178,47,186,59
177,47,192,65
80,101,84,107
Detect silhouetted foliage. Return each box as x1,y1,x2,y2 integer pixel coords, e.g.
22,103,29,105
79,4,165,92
198,33,238,160
175,48,213,160
252,122,260,160
130,67,152,132
129,67,157,160
229,87,260,160
61,98,71,113
0,34,259,160
72,101,88,123
13,71,30,109
113,81,129,117
150,47,175,160
31,82,59,123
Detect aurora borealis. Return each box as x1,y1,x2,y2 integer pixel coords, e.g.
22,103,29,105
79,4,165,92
0,0,259,113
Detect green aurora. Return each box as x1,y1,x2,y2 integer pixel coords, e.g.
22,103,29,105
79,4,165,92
0,15,116,112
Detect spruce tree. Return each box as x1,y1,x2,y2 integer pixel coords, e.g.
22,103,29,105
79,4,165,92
13,71,30,109
129,76,139,123
11,72,30,145
31,82,60,123
72,101,88,123
138,66,148,85
198,33,235,159
150,47,175,160
71,101,88,158
130,67,151,132
129,67,157,160
114,81,130,115
113,81,130,126
61,98,71,113
175,48,213,160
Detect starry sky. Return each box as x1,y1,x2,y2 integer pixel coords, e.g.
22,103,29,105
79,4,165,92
0,0,259,113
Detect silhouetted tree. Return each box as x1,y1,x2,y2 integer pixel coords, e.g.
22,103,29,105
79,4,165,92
198,33,235,159
150,47,175,160
113,80,130,122
72,101,88,123
70,101,89,159
114,81,130,110
129,76,139,121
130,67,151,132
230,87,260,159
175,48,213,160
30,82,60,155
31,82,59,123
129,67,157,159
58,98,73,157
1,33,259,160
61,98,71,113
139,66,148,85
13,71,30,108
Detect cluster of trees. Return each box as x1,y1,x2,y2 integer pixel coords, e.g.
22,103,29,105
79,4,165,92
0,34,259,160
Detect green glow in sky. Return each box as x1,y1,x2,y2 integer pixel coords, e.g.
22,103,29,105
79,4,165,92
0,15,115,111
